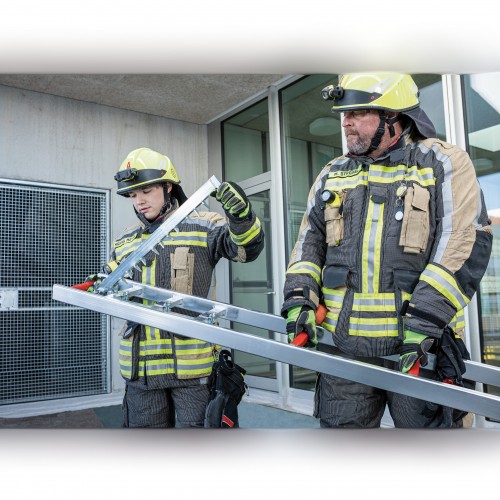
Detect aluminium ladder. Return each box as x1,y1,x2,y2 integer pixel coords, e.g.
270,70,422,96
52,176,500,421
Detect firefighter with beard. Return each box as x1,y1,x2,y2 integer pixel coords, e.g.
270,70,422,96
282,74,492,428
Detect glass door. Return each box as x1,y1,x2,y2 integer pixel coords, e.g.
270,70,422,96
229,176,278,391
221,97,279,391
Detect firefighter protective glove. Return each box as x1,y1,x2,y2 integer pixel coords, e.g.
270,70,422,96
214,181,251,219
398,330,435,374
435,327,469,385
83,273,108,293
286,305,317,348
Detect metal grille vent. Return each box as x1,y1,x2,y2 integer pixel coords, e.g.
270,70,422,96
0,180,110,405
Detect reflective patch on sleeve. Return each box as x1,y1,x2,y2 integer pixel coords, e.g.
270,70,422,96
420,264,469,310
286,261,322,285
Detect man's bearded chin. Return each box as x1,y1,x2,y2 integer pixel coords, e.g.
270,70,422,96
347,134,369,155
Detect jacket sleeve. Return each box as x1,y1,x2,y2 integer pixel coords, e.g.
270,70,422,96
281,167,330,316
405,142,493,338
206,208,264,266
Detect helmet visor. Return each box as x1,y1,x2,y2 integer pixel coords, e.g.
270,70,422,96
116,168,168,194
327,88,383,110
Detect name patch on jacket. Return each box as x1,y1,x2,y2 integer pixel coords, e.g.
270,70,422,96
328,165,363,178
114,234,137,248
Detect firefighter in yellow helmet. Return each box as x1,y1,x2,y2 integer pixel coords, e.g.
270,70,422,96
282,73,492,427
91,147,264,427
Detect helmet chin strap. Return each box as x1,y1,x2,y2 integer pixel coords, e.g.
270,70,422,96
363,111,401,156
134,184,173,226
158,185,172,217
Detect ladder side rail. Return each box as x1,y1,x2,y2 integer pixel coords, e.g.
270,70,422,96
105,279,500,386
116,280,500,385
52,285,500,421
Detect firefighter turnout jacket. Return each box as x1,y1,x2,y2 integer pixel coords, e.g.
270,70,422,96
282,133,493,358
113,199,264,388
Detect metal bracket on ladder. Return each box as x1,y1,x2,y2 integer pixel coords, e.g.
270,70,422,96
51,176,500,422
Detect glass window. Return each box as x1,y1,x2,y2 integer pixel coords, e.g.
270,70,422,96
413,74,446,140
281,75,342,390
222,98,270,182
281,75,343,259
463,74,500,403
222,101,278,391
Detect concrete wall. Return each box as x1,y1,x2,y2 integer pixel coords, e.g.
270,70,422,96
0,84,209,397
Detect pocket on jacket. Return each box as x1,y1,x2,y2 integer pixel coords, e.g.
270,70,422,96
324,205,343,246
324,191,346,247
399,184,430,254
323,265,349,289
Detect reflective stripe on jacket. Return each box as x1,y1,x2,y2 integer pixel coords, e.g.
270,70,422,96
282,134,492,357
115,205,264,387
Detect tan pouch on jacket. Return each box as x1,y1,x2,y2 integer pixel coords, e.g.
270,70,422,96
325,191,346,246
399,184,430,254
170,247,195,294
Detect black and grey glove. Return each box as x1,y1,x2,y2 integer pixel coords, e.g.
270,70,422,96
398,330,435,374
435,327,469,385
214,181,251,219
286,305,317,348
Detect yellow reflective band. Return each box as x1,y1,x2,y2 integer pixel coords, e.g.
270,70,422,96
448,312,466,331
421,264,469,310
163,231,208,247
140,345,173,356
115,230,211,262
177,358,214,365
407,164,435,186
176,338,207,344
352,293,397,312
367,165,435,186
323,289,347,309
142,259,157,340
287,261,322,285
368,164,406,183
362,194,384,293
373,203,384,292
115,241,142,261
176,368,213,377
106,260,120,272
163,239,207,247
321,316,337,332
362,200,375,293
176,346,214,356
140,360,175,376
349,316,399,338
230,218,262,246
350,316,398,325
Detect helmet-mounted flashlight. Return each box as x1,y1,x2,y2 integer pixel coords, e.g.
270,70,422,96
114,168,138,182
321,85,344,101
